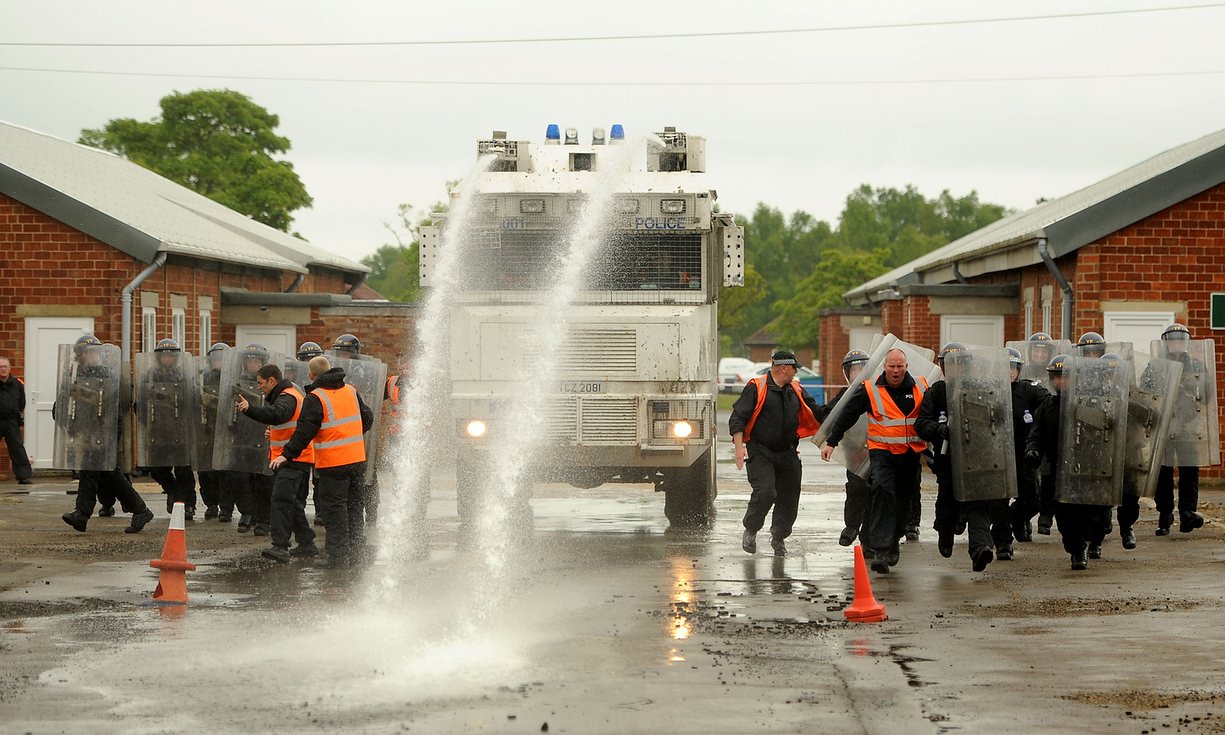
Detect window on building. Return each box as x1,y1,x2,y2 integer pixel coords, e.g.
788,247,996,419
1041,301,1052,336
199,310,212,355
1024,300,1033,338
142,307,157,353
172,308,186,348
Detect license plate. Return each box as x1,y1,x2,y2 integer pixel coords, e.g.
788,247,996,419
559,382,604,394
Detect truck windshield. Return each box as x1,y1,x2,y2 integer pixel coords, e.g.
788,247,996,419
460,231,704,292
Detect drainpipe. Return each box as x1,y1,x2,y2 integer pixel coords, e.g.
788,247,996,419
1037,238,1074,341
284,272,305,293
345,274,367,296
121,253,167,364
952,261,969,284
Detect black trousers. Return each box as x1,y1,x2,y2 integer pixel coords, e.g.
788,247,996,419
0,419,32,481
220,471,254,517
741,443,803,540
843,469,870,536
76,468,148,517
149,466,196,511
316,462,365,563
198,470,223,509
1055,502,1110,555
906,465,923,531
932,458,960,537
1038,473,1057,517
866,449,920,553
964,499,1012,556
250,472,273,529
270,462,316,549
1155,465,1199,516
1009,461,1040,527
1117,492,1141,529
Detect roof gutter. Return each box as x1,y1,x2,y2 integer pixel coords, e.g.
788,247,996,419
121,252,168,364
1037,238,1074,341
951,260,969,284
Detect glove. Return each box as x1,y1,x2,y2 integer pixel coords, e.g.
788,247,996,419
938,424,950,440
1025,450,1041,468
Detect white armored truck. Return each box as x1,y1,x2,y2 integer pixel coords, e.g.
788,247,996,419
420,125,743,526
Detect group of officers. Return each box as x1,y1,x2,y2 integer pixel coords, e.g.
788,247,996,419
732,325,1217,573
53,333,406,568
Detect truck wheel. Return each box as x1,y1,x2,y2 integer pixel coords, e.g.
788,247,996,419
662,448,717,528
456,450,487,528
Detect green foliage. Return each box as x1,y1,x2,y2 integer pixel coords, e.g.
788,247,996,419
79,89,312,231
717,263,766,333
361,203,441,303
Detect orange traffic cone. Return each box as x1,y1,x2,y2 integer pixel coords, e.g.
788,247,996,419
150,502,197,605
844,544,888,623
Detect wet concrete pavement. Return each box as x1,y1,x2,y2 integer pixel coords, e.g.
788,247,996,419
2,436,1225,734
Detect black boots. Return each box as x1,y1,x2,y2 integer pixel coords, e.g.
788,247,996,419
1155,512,1174,536
1179,512,1204,533
1120,526,1137,549
125,508,154,534
61,511,88,532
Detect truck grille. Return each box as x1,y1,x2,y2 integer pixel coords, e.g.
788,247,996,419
559,328,637,372
536,396,639,445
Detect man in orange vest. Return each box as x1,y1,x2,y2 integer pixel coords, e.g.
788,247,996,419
272,356,374,568
821,347,928,574
237,363,319,563
730,351,821,557
0,356,33,485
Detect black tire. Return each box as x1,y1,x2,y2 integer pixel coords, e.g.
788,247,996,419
662,447,717,528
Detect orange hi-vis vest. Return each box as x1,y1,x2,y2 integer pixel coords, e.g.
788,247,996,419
269,385,314,465
742,375,820,443
386,375,400,406
312,384,366,469
863,375,929,454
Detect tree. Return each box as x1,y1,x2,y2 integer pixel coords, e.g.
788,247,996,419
361,200,450,302
79,89,312,231
774,248,890,348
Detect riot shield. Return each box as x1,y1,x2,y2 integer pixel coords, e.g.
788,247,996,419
282,356,310,392
813,333,941,478
1056,357,1130,506
212,347,279,475
1151,338,1220,467
1007,338,1074,388
134,351,196,468
1076,341,1135,361
326,352,388,482
193,346,228,471
946,349,1018,502
52,343,122,471
1122,354,1182,497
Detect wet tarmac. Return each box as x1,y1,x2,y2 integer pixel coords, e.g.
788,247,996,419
2,435,1224,733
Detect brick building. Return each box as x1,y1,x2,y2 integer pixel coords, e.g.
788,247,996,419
0,121,416,478
819,127,1225,475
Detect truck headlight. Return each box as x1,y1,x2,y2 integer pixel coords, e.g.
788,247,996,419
671,421,694,438
465,420,488,438
660,199,686,214
519,198,546,214
653,419,698,440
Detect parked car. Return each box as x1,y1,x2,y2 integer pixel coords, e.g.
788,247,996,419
718,357,757,394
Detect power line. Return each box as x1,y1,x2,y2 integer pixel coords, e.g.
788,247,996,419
3,3,1224,47
3,65,1223,86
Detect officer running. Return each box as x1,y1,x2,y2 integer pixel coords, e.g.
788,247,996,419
815,349,872,547
730,350,820,557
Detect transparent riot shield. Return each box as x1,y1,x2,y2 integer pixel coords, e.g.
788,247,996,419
1056,357,1130,506
945,349,1018,502
193,346,228,472
327,352,387,482
1122,354,1182,498
281,356,310,393
1007,338,1074,389
212,347,280,475
52,342,122,471
134,351,196,468
1151,339,1219,467
813,333,941,478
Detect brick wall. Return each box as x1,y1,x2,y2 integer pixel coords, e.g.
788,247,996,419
900,295,941,353
818,312,850,390
305,305,419,368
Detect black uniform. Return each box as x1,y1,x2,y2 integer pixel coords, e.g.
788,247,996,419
729,375,821,543
915,380,1012,564
241,379,317,553
0,373,33,482
1024,391,1108,559
815,387,871,542
280,368,374,565
1007,378,1049,539
140,363,197,515
824,373,924,564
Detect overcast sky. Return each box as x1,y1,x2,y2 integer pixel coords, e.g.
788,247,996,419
4,1,1225,265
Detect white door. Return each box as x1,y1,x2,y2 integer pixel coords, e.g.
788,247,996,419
1103,311,1174,354
848,327,880,353
940,315,1004,349
235,325,296,356
24,317,94,470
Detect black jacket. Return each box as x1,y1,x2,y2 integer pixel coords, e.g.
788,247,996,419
814,386,847,424
242,379,299,427
0,374,24,423
824,372,921,449
1010,378,1049,459
1024,391,1061,477
914,379,949,457
280,368,374,463
728,374,821,452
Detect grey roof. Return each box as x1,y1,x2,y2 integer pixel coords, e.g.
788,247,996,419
0,120,367,275
844,127,1225,302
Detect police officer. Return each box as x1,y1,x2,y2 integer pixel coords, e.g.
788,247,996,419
197,342,228,520
225,343,273,534
815,350,872,547
141,338,197,519
332,334,381,527
274,355,373,568
0,355,33,485
295,341,326,526
731,351,820,557
1075,331,1107,359
822,347,929,574
1006,347,1049,542
237,363,318,562
58,335,155,534
1154,323,1207,535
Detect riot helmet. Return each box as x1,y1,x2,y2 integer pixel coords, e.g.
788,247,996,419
297,341,324,361
1100,352,1120,364
332,334,361,356
841,349,870,382
73,334,103,363
154,337,180,367
1046,354,1071,375
1076,331,1106,358
241,342,269,374
207,342,229,370
1006,347,1024,367
1028,332,1052,342
1160,323,1191,341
